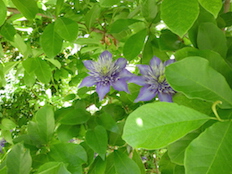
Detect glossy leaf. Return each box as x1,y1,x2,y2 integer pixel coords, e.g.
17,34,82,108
85,126,108,160
166,57,232,109
197,22,227,58
96,113,119,133
55,17,78,42
198,0,222,18
40,23,63,58
114,150,140,174
6,143,32,174
123,29,147,60
185,121,232,174
161,0,199,37
12,0,38,20
122,102,209,149
0,0,6,26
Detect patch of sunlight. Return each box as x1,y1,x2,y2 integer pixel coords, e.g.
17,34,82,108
136,117,143,127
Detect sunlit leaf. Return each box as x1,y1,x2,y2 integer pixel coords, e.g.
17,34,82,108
12,0,38,20
161,0,199,37
166,57,232,109
0,0,7,26
198,0,222,18
40,23,63,58
122,102,209,149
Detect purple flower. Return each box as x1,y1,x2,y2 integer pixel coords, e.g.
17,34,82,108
79,51,133,100
130,57,176,102
0,139,6,153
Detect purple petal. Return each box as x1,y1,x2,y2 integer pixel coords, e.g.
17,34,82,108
119,69,134,79
114,58,127,70
83,60,95,71
150,57,161,67
137,64,150,75
134,86,157,103
96,83,110,100
99,51,112,62
164,59,175,66
112,79,129,93
128,76,146,86
79,76,97,88
158,92,173,102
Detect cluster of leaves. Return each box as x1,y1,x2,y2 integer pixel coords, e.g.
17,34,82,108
0,0,232,173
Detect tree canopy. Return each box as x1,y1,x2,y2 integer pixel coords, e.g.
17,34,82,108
0,0,232,173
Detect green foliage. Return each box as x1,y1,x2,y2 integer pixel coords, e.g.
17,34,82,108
0,0,231,173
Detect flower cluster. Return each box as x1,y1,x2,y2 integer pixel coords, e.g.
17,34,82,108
79,51,175,102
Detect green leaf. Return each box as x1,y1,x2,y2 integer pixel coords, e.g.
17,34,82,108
49,143,87,173
166,57,232,109
56,0,64,16
161,0,199,37
197,22,227,58
24,71,36,87
141,0,157,22
10,34,28,56
109,19,140,33
99,0,120,7
1,118,16,130
174,48,232,88
57,124,80,142
0,0,7,26
123,29,147,60
158,29,184,51
6,143,32,174
3,61,19,74
85,126,108,160
113,150,140,174
85,5,101,30
28,105,55,145
122,102,209,149
88,156,106,174
55,17,78,42
132,150,146,174
198,0,222,18
58,107,91,125
185,121,232,174
12,0,38,20
37,162,71,174
40,23,63,58
159,152,176,174
23,58,38,74
167,130,200,165
96,113,119,133
45,58,61,69
34,58,52,84
0,22,16,41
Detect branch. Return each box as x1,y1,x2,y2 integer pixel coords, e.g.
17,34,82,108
7,7,54,19
224,0,230,13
